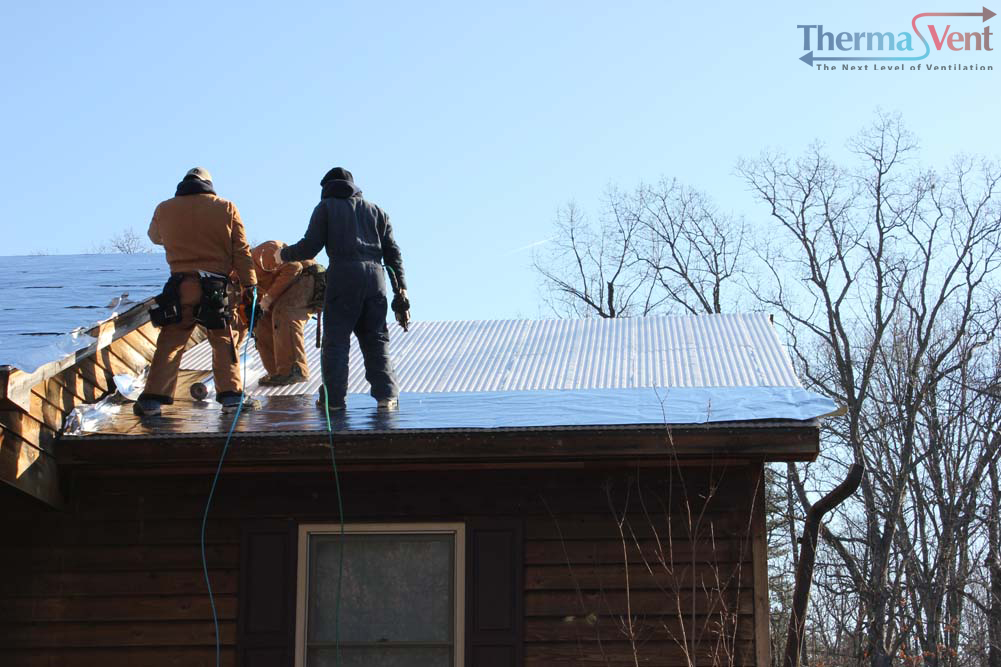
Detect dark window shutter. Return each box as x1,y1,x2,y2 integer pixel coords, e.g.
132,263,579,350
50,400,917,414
238,519,297,667
466,519,524,667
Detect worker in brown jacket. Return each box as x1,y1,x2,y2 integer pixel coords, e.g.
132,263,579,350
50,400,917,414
134,167,258,417
251,240,319,386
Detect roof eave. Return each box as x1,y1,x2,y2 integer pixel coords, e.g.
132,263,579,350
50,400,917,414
59,420,820,473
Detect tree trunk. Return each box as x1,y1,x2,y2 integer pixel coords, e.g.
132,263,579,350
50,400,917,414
988,460,1001,667
867,530,894,667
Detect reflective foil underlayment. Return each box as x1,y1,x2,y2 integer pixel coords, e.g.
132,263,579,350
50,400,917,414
65,386,836,437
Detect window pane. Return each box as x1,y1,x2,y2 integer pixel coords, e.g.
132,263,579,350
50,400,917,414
307,646,451,667
308,533,453,643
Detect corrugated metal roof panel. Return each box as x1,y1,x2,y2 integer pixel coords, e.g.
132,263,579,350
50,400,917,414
179,313,802,396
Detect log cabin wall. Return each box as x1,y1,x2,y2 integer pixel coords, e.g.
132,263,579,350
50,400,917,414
0,462,770,666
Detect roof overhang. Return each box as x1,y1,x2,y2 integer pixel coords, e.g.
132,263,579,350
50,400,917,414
60,418,820,474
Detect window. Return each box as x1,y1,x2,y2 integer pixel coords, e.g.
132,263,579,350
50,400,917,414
296,523,465,667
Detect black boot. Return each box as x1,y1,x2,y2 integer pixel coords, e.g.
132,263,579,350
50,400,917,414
219,393,261,414
132,398,162,417
316,385,346,411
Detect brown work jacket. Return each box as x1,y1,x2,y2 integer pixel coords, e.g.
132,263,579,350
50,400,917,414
148,194,257,286
251,240,316,303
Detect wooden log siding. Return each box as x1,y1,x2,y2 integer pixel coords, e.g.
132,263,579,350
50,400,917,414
0,464,769,666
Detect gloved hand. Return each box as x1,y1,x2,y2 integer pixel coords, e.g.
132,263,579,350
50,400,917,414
259,293,274,312
272,246,284,267
241,285,258,315
391,289,411,332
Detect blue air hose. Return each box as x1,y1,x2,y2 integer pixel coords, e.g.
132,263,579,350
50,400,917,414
200,292,345,667
201,286,257,667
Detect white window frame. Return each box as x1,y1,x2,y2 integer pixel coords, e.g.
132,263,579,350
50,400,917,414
295,522,466,667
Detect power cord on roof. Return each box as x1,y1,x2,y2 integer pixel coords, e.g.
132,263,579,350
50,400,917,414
201,286,257,667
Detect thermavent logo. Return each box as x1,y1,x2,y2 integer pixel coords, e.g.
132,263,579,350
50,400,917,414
798,6,994,70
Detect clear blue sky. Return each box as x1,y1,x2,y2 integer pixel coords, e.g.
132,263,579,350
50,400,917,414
1,0,997,320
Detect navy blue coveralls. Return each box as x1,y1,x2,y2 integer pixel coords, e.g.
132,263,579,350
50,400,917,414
281,168,406,406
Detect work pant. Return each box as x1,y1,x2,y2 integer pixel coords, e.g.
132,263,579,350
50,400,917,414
255,277,312,377
141,276,242,404
321,261,398,405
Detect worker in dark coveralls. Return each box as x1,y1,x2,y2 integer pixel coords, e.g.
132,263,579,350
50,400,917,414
276,167,408,410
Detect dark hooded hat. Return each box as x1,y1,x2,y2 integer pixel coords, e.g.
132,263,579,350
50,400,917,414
320,167,361,199
321,167,354,185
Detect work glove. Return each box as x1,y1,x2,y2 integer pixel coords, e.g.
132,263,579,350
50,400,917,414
241,286,259,319
242,285,257,306
241,286,263,334
391,289,411,332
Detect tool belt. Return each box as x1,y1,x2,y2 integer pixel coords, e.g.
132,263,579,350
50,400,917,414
304,264,327,314
149,274,184,327
193,272,231,330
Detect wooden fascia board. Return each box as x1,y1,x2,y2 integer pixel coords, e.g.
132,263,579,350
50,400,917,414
60,424,820,472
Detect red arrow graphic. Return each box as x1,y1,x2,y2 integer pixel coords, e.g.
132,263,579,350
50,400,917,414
914,6,995,21
911,6,995,49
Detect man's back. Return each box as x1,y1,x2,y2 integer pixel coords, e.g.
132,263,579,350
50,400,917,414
320,195,390,263
251,240,315,296
282,169,405,291
149,192,255,284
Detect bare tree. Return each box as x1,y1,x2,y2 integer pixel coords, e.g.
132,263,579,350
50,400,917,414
534,194,659,318
534,182,750,317
739,112,1001,667
634,179,749,314
91,228,152,254
534,111,1001,667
